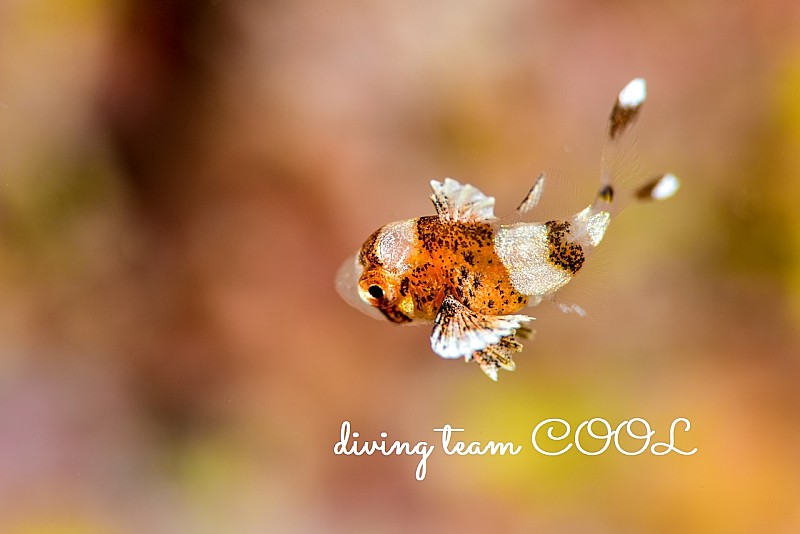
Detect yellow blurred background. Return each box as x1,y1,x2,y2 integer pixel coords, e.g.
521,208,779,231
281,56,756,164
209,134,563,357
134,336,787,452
2,0,800,532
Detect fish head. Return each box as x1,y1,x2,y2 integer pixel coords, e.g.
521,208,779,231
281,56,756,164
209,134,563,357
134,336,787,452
336,219,418,323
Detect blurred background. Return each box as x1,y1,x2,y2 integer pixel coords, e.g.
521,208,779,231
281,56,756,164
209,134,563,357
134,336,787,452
1,0,800,532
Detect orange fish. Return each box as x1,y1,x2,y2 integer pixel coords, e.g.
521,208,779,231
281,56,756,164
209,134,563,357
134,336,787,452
337,78,679,380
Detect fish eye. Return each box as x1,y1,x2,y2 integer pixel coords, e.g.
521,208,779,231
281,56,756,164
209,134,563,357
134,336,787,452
368,285,384,300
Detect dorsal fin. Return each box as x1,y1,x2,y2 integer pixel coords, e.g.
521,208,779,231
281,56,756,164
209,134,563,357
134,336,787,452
515,174,545,214
430,178,497,223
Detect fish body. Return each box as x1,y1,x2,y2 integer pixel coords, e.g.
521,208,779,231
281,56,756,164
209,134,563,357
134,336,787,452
337,78,679,380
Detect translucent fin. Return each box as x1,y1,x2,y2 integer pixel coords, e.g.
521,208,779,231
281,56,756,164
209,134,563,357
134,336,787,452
554,301,587,317
430,178,497,223
608,78,646,141
565,78,678,258
597,77,648,214
516,174,545,214
335,254,384,320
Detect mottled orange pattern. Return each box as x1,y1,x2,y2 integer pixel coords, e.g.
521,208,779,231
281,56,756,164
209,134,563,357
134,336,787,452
358,215,530,322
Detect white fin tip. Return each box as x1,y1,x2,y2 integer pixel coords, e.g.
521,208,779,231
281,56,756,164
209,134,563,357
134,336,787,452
651,173,680,200
618,78,646,108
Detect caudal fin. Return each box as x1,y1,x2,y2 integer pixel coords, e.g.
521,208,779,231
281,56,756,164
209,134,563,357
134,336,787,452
596,77,649,215
570,78,679,252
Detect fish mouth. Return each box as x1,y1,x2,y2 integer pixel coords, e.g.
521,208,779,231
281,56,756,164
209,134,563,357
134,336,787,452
377,304,412,323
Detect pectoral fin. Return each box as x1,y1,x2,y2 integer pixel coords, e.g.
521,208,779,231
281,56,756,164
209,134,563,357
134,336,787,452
430,294,533,381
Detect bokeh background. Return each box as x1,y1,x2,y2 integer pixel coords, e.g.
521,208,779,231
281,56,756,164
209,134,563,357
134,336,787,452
2,0,800,532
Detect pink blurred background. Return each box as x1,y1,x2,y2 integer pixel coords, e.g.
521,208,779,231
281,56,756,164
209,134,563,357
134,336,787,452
2,0,800,532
